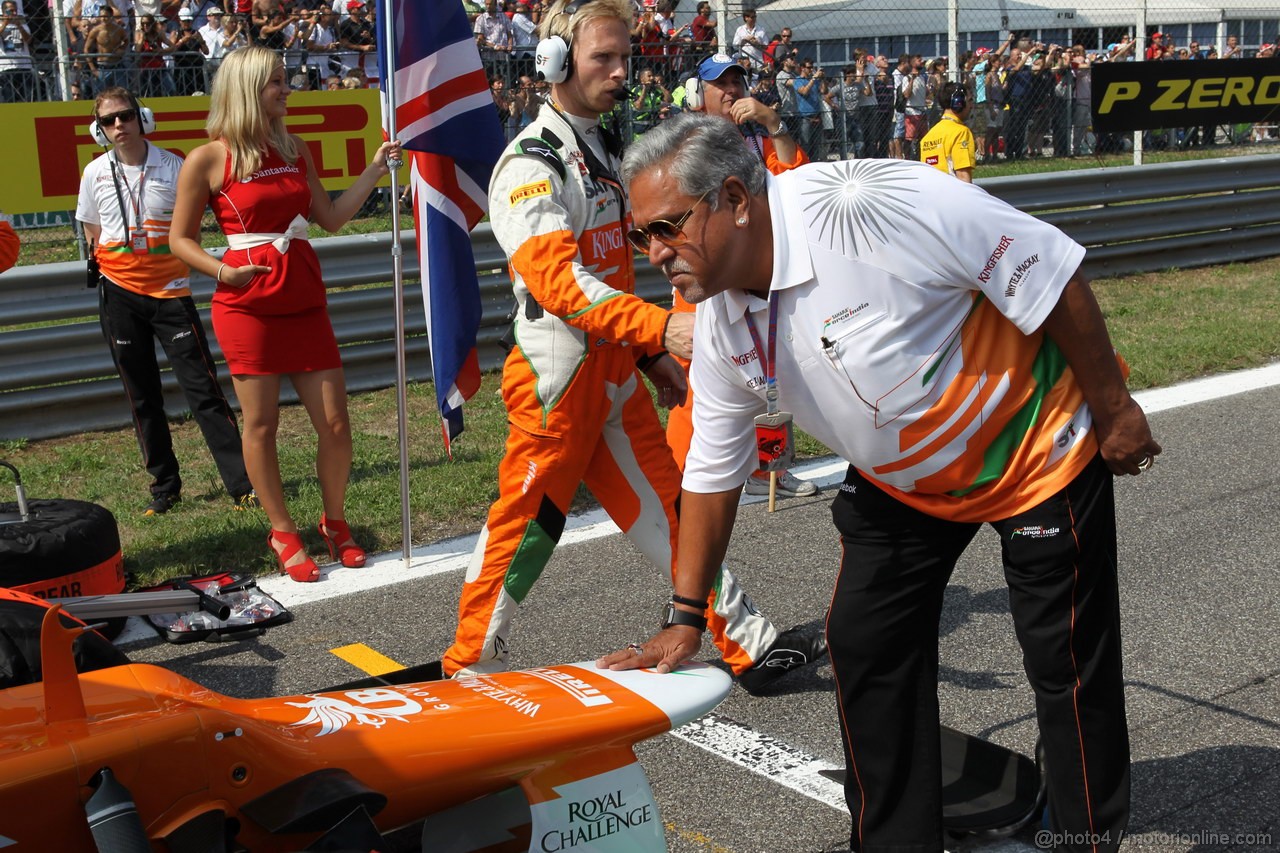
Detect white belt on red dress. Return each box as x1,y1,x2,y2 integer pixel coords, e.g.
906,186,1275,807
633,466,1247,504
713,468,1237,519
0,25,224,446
225,214,310,255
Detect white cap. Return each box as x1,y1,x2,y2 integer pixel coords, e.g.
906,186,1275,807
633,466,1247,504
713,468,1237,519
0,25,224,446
178,7,194,19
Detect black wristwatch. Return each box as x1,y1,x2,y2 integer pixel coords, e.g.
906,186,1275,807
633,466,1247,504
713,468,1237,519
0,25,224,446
662,601,708,632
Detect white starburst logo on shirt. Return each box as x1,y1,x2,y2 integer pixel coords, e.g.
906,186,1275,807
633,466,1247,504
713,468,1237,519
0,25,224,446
798,161,920,258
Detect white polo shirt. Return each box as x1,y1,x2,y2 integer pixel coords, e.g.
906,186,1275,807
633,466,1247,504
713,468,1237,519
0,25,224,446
685,159,1095,523
76,141,190,298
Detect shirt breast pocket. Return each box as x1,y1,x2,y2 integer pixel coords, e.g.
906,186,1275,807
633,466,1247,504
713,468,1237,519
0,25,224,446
814,304,887,415
818,305,950,430
142,181,176,228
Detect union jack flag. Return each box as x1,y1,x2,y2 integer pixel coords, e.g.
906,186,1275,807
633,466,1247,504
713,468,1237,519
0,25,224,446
377,0,505,455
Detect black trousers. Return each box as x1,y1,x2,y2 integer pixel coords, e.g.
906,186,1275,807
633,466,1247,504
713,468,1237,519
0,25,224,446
98,280,251,500
1006,99,1031,160
828,455,1129,852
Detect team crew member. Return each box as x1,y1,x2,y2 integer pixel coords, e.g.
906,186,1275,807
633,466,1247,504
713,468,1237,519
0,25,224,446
605,113,1160,852
664,52,816,501
76,87,254,516
443,0,825,693
919,81,976,182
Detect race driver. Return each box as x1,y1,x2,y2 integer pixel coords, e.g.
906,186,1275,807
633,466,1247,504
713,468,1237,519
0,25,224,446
443,0,826,694
664,52,815,503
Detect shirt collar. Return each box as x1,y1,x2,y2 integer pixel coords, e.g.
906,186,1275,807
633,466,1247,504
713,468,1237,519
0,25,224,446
721,171,813,323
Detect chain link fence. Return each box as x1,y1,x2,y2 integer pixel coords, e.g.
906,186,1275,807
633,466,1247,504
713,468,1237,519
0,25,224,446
471,0,1280,169
725,0,1280,162
6,0,1278,263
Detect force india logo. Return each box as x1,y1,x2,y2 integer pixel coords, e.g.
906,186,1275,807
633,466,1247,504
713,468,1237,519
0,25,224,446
1010,524,1061,539
286,687,449,737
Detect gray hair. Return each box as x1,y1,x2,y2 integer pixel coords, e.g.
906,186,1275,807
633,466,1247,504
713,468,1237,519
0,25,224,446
621,112,767,211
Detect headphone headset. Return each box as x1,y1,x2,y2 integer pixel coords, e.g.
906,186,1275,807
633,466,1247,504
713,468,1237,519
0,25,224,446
948,84,968,113
534,0,592,84
88,92,155,147
684,76,703,111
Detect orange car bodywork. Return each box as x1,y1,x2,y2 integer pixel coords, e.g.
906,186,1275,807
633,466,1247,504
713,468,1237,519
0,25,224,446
0,607,730,851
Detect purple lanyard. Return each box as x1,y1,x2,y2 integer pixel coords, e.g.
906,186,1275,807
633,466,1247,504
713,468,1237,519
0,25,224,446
745,292,780,414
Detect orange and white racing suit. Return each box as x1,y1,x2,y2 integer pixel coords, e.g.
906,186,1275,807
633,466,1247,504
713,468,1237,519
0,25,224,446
443,105,778,678
666,130,809,469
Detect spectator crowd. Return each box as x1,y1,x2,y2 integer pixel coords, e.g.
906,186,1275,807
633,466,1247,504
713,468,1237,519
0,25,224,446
471,3,1279,160
2,0,386,103
1,0,1276,155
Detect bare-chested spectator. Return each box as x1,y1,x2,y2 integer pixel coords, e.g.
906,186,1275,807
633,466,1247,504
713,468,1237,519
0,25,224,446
86,4,130,91
249,0,277,33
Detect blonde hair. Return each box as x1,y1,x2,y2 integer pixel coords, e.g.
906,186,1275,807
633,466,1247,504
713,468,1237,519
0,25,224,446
207,46,298,181
538,0,633,43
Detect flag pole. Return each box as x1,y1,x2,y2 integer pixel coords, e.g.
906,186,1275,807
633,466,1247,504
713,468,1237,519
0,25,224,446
380,0,412,568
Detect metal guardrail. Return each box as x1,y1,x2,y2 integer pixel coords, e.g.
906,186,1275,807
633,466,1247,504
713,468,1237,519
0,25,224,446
3,155,1279,442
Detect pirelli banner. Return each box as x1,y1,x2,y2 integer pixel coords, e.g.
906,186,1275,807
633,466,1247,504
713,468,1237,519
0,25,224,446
1092,58,1280,132
0,90,406,215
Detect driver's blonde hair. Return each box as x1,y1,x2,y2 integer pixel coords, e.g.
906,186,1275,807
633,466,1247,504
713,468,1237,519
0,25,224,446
538,0,633,43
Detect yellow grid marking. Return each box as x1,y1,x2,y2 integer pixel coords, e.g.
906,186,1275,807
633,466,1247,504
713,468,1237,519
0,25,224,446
330,643,405,676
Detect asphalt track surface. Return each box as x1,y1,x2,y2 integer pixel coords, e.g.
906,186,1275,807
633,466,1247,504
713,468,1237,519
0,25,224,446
123,365,1280,853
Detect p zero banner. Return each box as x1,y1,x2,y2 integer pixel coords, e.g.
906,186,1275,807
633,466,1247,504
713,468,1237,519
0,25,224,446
1092,58,1280,132
1,90,406,215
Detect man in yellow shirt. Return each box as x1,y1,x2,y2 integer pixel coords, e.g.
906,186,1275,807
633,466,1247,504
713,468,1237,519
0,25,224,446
920,81,976,182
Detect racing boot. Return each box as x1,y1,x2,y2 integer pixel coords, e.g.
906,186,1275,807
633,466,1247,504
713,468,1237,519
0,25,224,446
737,623,828,696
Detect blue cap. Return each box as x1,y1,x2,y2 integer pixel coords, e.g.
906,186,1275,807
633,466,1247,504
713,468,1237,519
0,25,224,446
698,53,745,82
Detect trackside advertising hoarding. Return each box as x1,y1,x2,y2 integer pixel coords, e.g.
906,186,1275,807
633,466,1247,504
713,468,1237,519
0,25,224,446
1092,58,1280,132
1,90,405,215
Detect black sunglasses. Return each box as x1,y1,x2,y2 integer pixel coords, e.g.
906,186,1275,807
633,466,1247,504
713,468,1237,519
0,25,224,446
627,188,715,253
96,108,138,126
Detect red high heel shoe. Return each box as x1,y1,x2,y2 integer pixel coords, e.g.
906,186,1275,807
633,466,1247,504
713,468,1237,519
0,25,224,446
268,530,320,583
318,514,366,568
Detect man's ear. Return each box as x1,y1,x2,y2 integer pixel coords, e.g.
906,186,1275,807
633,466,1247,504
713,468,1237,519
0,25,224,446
723,176,752,220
